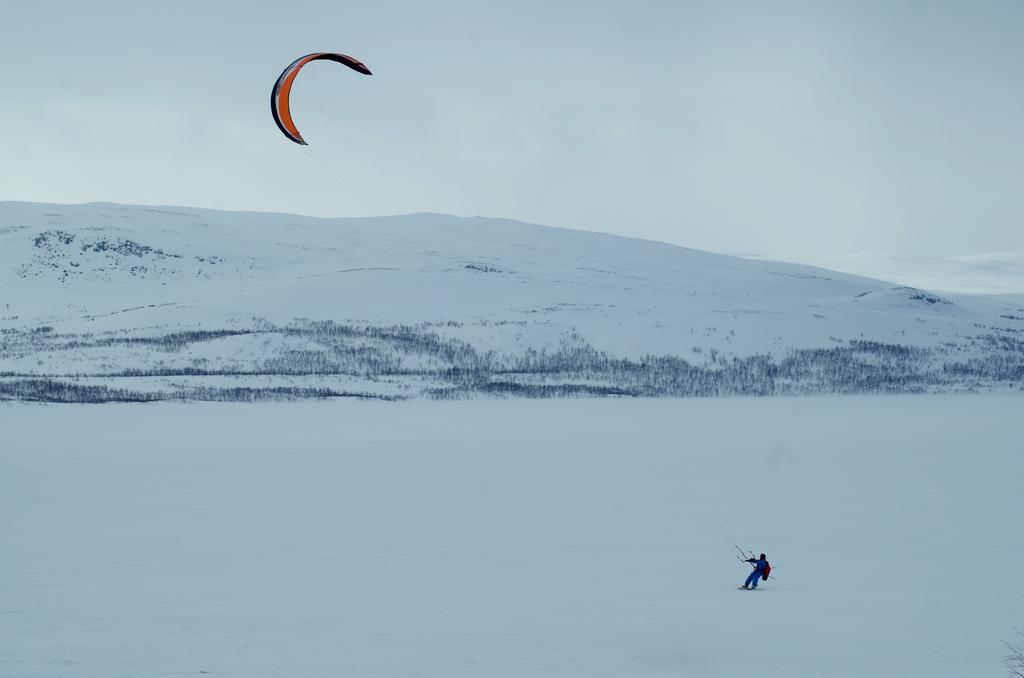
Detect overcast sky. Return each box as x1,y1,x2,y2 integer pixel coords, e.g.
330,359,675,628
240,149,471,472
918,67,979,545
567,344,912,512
2,0,1022,261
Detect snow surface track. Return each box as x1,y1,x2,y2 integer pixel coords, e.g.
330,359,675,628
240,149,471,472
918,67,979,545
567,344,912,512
3,395,1021,677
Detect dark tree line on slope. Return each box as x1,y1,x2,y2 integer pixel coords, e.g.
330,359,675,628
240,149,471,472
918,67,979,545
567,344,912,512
0,379,397,403
1,320,1022,402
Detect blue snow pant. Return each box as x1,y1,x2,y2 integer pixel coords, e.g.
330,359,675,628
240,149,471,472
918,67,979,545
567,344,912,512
744,571,761,588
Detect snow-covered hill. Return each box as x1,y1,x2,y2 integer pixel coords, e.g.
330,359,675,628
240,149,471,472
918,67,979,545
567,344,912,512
2,201,1022,400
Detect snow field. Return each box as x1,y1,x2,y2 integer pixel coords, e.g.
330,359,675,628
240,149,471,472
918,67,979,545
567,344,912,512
2,395,1022,677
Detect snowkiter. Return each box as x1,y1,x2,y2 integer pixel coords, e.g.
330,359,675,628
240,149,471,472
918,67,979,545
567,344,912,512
742,553,768,589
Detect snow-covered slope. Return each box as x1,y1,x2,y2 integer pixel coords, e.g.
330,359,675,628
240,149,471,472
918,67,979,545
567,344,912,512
2,201,1022,400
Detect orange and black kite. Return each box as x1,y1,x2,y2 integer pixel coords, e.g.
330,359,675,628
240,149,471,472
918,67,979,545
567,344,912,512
271,53,372,145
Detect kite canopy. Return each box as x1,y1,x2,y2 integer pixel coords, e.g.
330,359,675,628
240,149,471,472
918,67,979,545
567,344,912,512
271,53,372,145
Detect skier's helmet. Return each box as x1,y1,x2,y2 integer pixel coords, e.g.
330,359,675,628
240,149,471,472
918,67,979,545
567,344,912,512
759,553,766,559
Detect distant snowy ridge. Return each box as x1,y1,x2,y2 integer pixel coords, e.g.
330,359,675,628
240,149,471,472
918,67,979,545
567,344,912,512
765,251,1024,296
1,201,1022,401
